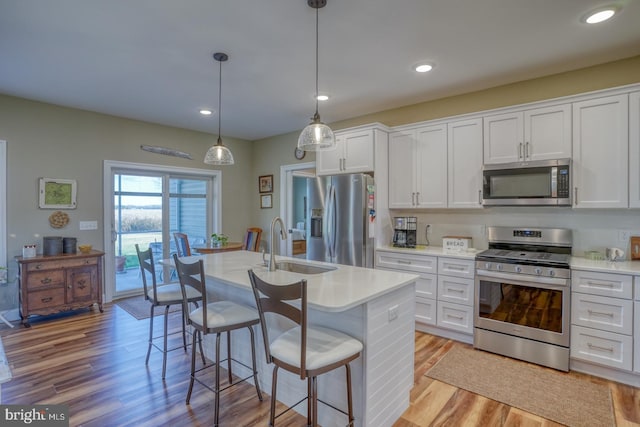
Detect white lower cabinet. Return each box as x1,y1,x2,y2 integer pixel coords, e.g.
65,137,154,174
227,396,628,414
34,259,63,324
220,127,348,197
571,269,635,372
376,249,475,339
635,301,640,374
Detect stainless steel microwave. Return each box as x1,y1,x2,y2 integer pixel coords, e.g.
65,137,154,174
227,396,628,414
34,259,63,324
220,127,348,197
482,159,571,206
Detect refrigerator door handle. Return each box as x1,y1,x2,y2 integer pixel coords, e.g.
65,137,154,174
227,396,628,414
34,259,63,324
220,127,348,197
330,183,338,259
324,184,334,259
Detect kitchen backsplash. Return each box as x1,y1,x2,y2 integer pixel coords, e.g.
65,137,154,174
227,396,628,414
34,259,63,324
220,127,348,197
388,207,640,258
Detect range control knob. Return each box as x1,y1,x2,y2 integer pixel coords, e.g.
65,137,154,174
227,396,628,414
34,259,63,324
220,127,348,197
534,267,542,275
485,262,491,270
549,270,556,277
496,264,503,271
515,266,522,273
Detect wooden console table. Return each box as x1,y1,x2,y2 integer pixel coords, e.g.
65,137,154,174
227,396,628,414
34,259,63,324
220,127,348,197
16,250,104,327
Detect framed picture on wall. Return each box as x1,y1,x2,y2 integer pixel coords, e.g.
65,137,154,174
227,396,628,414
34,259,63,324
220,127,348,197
38,178,77,209
260,194,272,209
258,175,273,193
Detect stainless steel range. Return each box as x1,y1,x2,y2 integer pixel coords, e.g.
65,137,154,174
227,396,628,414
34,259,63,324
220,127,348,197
474,226,572,371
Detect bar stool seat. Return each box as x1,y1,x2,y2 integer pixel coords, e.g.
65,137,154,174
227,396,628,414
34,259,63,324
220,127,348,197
149,283,200,303
271,326,362,371
188,301,259,330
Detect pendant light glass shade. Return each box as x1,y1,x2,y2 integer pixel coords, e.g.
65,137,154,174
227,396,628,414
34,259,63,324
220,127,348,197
204,137,235,165
298,0,335,151
297,113,335,151
204,52,234,166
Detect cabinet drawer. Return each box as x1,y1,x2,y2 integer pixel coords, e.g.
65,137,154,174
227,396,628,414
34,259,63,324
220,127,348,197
376,251,437,274
437,275,474,306
570,324,633,371
25,270,65,290
26,256,98,272
27,288,65,310
416,274,437,299
635,278,640,301
436,301,473,334
438,257,475,279
571,292,633,335
415,297,436,326
571,270,632,299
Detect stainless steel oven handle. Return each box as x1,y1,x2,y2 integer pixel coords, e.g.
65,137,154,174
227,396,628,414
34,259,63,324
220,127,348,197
476,269,570,288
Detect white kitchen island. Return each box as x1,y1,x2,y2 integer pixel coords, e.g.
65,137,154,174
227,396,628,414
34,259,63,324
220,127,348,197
173,250,418,427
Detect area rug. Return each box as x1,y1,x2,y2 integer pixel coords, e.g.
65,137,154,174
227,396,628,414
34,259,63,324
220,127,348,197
115,295,181,320
426,346,615,427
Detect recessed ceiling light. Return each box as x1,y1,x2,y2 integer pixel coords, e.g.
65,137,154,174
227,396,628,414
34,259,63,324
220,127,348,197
316,95,329,101
414,63,434,73
200,109,212,116
583,7,618,24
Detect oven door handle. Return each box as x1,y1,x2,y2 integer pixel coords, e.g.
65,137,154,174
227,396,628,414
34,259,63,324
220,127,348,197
476,269,569,288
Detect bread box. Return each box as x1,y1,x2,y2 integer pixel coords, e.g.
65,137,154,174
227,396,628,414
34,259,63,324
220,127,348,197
442,236,473,253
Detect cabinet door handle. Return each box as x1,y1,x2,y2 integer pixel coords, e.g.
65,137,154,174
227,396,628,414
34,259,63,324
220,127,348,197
448,288,465,293
411,192,416,206
446,314,464,320
35,264,43,270
587,342,614,353
416,192,420,206
574,187,578,205
525,142,530,159
478,190,482,205
587,309,614,317
518,142,523,160
40,277,52,285
586,281,614,288
41,297,53,303
397,260,412,265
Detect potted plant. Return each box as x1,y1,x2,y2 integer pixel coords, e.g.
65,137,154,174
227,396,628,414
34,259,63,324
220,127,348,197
210,233,229,247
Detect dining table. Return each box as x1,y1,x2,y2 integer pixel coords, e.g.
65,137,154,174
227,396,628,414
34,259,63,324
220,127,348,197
192,241,243,254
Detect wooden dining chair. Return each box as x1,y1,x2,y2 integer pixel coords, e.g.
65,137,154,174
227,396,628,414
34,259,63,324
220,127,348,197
173,232,191,257
242,227,262,252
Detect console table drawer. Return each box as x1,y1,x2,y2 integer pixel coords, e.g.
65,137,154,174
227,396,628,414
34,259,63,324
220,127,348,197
26,256,97,272
26,270,65,290
27,288,65,310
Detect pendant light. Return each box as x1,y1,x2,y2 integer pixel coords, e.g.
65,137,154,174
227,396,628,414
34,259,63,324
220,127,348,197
204,52,235,165
297,0,336,152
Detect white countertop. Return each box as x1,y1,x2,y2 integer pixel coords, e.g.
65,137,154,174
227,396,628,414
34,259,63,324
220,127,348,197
167,251,419,312
570,257,640,275
377,245,481,260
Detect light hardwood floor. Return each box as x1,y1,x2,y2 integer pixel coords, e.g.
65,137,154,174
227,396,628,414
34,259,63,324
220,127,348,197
1,304,638,426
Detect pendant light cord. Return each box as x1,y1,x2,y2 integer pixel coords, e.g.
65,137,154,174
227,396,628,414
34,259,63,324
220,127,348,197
314,5,319,116
217,56,223,144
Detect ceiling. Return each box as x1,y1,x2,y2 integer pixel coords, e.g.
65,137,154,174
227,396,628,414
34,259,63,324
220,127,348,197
1,0,639,141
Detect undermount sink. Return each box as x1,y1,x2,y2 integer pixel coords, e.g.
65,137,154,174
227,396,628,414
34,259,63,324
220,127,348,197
275,261,336,275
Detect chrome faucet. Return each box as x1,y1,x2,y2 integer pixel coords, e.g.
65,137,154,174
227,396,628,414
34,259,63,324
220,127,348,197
269,216,287,271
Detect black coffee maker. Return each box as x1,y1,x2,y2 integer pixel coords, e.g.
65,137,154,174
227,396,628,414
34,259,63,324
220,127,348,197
393,217,417,248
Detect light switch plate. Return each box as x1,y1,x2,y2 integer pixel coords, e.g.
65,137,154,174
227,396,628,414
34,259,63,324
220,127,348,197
79,220,98,230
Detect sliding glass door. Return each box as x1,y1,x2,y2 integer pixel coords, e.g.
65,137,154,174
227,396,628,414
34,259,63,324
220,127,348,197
112,171,212,297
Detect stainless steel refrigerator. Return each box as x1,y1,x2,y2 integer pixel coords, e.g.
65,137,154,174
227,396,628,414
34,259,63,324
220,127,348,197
306,173,374,268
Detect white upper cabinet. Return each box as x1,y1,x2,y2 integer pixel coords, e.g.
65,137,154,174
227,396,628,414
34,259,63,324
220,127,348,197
388,125,447,209
316,128,374,175
572,94,629,208
629,91,640,208
483,104,571,164
448,118,483,208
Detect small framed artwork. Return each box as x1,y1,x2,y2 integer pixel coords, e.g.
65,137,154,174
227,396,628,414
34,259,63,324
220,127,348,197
260,194,272,209
39,178,77,209
258,175,273,193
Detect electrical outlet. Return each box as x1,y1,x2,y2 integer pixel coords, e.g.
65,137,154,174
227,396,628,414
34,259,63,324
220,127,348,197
388,305,398,322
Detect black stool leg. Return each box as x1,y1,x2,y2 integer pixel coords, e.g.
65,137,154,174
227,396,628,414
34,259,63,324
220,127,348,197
162,305,169,379
145,305,155,365
307,377,313,427
227,330,232,384
270,365,278,427
215,332,221,427
311,376,318,427
186,329,198,404
248,326,263,401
